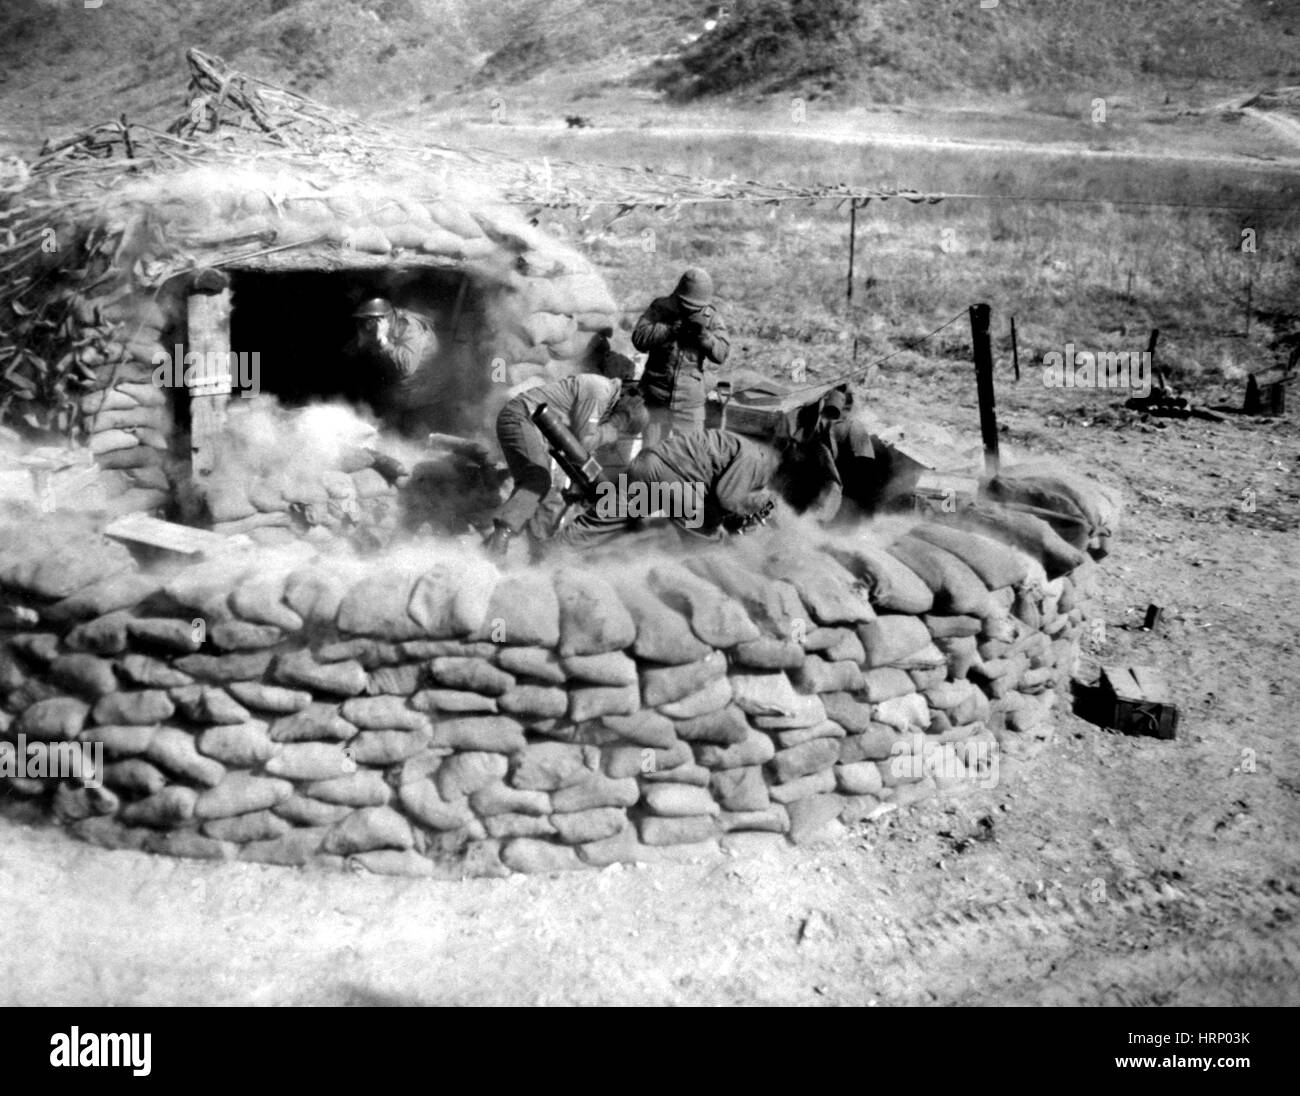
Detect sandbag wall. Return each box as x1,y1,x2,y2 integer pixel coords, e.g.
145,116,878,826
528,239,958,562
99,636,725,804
0,507,1103,877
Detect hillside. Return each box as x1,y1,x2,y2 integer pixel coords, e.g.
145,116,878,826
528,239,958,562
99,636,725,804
2,0,1298,134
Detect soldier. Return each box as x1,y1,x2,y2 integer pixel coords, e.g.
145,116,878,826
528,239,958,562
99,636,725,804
554,428,779,551
632,267,730,447
347,297,440,436
587,332,638,381
774,385,884,523
485,373,649,558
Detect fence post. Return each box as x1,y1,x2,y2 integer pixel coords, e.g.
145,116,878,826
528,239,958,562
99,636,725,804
846,200,857,308
1147,328,1162,391
1010,315,1020,382
969,302,1000,477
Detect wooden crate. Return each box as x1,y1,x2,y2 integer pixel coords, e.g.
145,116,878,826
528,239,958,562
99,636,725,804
1243,366,1291,416
1098,665,1179,739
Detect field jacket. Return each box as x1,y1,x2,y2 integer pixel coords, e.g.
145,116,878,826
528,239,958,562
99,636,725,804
632,295,730,413
509,373,623,452
631,428,773,532
351,309,440,412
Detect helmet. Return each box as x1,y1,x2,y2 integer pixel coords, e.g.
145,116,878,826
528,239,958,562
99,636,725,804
673,267,714,311
607,382,649,436
352,297,394,319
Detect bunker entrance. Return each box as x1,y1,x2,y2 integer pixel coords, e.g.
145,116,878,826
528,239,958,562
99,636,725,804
223,267,486,435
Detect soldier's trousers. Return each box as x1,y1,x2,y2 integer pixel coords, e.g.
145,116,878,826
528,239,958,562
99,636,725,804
554,450,722,551
495,402,567,542
642,400,704,450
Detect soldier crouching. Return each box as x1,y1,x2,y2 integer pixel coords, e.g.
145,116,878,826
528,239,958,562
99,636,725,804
554,428,779,551
487,374,648,559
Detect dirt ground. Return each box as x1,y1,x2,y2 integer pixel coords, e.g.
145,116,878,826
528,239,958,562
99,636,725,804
2,362,1297,1007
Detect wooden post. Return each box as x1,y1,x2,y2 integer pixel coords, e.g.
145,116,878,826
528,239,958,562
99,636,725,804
1010,315,1021,382
1147,327,1163,392
969,303,1000,477
186,288,233,484
447,272,470,348
846,201,857,308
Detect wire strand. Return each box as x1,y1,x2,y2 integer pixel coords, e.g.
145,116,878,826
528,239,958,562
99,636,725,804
771,307,972,397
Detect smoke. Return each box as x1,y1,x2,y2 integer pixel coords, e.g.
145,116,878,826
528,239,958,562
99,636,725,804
217,395,431,485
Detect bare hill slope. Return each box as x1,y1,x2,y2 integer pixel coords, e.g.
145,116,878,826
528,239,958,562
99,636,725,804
2,0,1298,131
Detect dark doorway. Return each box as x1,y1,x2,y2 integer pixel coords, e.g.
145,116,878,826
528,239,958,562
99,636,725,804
226,266,487,437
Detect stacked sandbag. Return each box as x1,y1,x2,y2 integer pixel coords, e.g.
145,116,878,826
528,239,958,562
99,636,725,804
983,462,1123,559
77,348,174,514
204,446,403,550
2,492,1114,876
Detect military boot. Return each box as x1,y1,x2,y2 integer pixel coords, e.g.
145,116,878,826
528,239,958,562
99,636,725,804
482,519,514,560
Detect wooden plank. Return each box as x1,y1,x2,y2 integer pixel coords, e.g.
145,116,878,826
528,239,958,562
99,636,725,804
104,513,240,557
186,288,233,483
1130,666,1174,705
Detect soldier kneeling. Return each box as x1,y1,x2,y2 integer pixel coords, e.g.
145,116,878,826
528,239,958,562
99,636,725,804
486,374,648,559
554,428,780,551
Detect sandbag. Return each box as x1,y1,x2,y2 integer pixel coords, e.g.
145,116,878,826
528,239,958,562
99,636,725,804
336,571,425,640
658,677,731,719
859,667,915,703
961,504,1087,579
616,579,712,665
495,645,567,684
407,558,497,639
553,568,637,656
821,541,935,614
729,672,803,718
886,535,993,616
909,523,1031,589
858,615,933,669
683,554,806,637
475,569,561,647
729,637,805,670
760,550,876,626
639,651,727,707
671,704,750,745
323,807,415,855
561,651,637,687
646,565,760,648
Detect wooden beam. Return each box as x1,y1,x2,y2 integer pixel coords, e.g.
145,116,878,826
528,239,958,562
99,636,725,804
186,288,233,484
105,513,246,558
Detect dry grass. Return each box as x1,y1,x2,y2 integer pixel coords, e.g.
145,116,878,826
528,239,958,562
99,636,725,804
503,131,1300,398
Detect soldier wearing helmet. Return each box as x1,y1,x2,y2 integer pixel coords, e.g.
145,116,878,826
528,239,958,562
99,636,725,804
347,297,441,436
632,267,730,447
485,374,650,560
